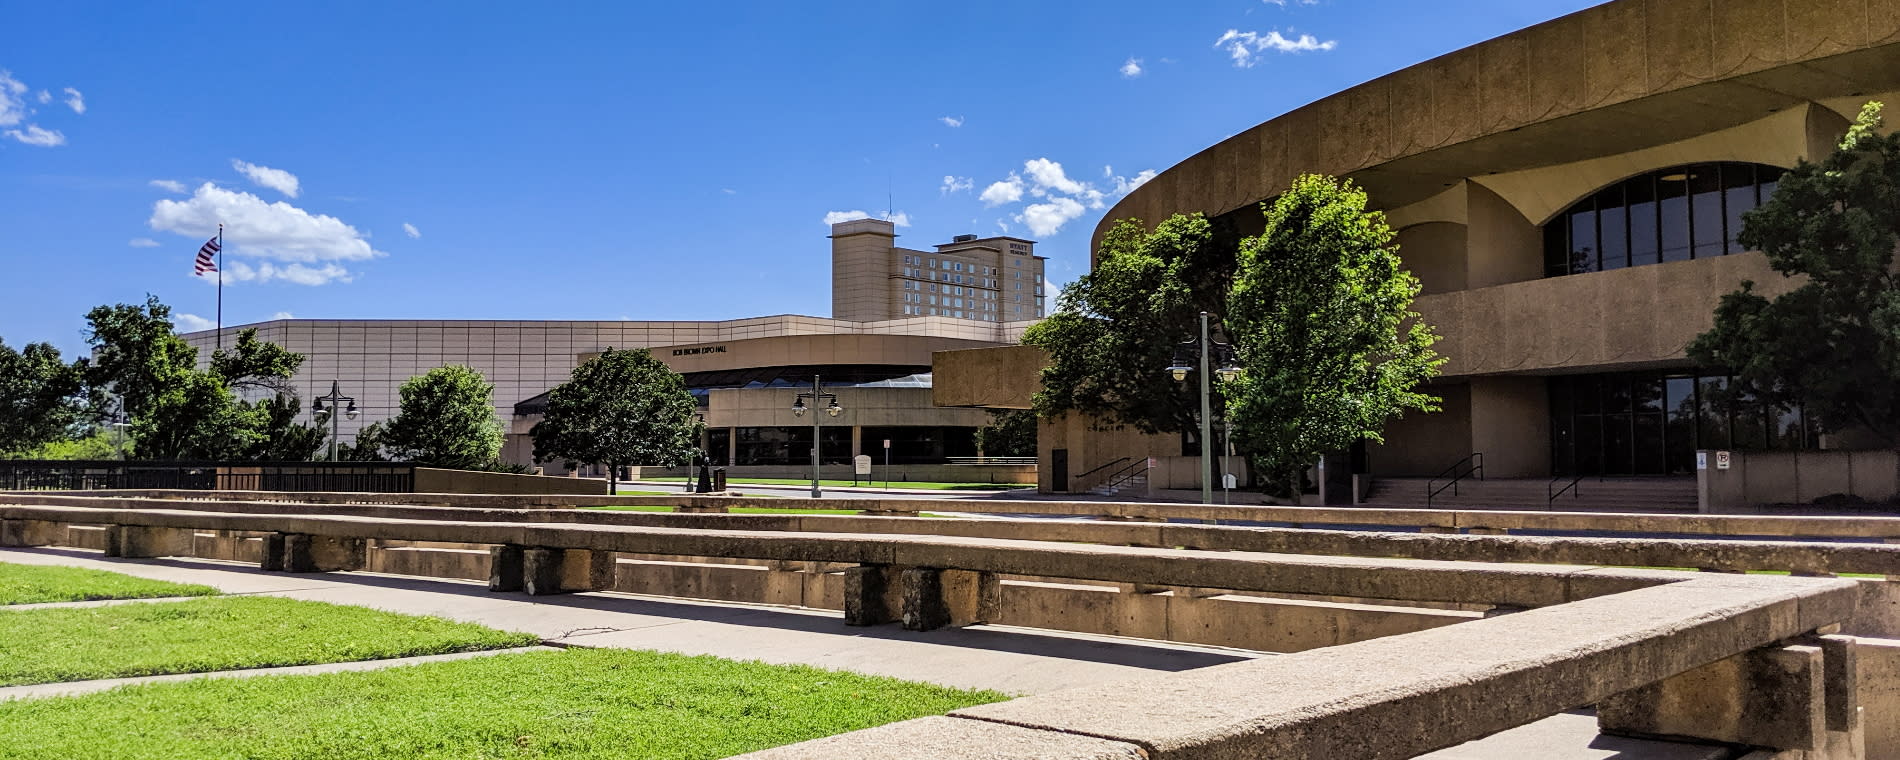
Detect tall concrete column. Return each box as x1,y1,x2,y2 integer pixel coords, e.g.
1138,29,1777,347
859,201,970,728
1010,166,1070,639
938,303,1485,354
726,427,738,466
1469,376,1550,478
851,425,863,458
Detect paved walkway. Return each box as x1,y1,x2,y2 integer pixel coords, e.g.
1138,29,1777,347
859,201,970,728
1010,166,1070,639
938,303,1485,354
0,548,1732,758
0,547,1255,695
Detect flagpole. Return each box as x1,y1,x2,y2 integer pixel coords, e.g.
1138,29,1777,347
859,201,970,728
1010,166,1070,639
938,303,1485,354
216,223,224,352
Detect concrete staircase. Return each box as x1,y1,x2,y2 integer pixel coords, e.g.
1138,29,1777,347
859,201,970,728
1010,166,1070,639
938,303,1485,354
1361,476,1699,512
1090,472,1148,498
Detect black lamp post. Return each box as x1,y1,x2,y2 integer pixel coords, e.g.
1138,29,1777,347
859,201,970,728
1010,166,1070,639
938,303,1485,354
790,375,842,498
1165,312,1243,504
309,380,359,462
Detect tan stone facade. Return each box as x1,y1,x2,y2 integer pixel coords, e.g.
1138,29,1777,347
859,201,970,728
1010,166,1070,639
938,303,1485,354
947,0,1900,492
831,218,1048,324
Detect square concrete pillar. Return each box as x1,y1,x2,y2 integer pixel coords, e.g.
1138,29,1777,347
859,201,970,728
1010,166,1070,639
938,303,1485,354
521,548,615,595
99,525,126,557
1599,644,1833,752
489,545,524,592
1,519,59,547
280,534,366,573
259,532,287,571
844,565,899,626
900,568,1001,631
112,525,195,558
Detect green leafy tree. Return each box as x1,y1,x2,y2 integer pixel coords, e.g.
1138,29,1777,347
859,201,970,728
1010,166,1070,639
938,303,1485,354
0,338,83,455
530,348,699,492
1023,213,1234,434
365,365,505,470
974,409,1037,458
4,429,121,460
81,296,323,460
1225,174,1443,496
1689,102,1900,445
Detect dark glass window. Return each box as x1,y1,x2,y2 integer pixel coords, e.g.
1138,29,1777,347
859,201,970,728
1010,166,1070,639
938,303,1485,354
1549,370,1812,477
1597,186,1628,270
1627,177,1659,266
1544,163,1781,277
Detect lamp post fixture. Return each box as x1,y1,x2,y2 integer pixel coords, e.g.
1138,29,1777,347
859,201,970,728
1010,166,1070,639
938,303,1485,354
790,375,841,498
1165,312,1243,505
309,380,359,462
104,409,130,460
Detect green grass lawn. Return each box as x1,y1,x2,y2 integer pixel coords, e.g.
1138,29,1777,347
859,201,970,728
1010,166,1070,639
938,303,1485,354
0,562,220,606
0,647,1006,760
0,596,538,686
638,477,1028,491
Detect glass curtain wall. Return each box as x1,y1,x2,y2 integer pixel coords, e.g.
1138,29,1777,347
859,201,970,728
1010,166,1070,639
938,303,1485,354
1549,371,1812,476
1544,163,1785,278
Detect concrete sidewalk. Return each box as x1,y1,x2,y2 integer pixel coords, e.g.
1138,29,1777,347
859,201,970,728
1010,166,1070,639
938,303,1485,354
0,547,1253,695
0,548,1733,758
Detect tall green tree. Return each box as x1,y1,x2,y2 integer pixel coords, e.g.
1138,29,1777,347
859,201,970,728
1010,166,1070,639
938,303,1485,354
0,338,83,455
531,348,699,492
1689,102,1900,445
81,295,324,460
974,409,1037,458
1023,213,1234,435
363,365,505,470
1225,174,1443,496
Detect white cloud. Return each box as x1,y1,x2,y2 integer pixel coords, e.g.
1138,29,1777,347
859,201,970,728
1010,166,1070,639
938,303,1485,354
61,87,83,114
149,179,187,193
270,311,295,320
0,72,26,127
1015,197,1087,237
1215,29,1336,68
822,209,911,227
172,313,216,332
1120,58,1144,78
402,222,420,239
1263,0,1320,5
721,188,737,195
995,219,1010,235
941,175,974,195
1023,158,1087,196
4,125,64,147
1110,169,1158,195
221,260,353,286
980,174,1025,207
128,237,160,248
150,183,383,288
34,90,49,104
1103,165,1113,178
231,159,300,198
939,115,964,128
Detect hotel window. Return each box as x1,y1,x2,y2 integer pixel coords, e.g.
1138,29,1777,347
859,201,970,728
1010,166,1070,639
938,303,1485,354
929,259,938,268
1543,163,1785,278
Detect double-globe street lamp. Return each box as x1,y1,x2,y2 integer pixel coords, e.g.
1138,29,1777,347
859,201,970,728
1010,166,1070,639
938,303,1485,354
309,380,359,462
1166,312,1242,505
790,375,842,498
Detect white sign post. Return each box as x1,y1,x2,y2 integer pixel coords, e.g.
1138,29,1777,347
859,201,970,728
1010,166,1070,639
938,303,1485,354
883,439,892,488
1716,451,1731,471
854,454,872,486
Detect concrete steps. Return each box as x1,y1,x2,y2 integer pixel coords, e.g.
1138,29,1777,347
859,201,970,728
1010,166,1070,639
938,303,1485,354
1091,473,1148,497
1362,477,1698,512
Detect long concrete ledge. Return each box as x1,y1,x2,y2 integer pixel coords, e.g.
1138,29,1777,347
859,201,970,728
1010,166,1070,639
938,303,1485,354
742,574,1860,759
36,488,1900,540
12,493,1900,576
0,502,1674,607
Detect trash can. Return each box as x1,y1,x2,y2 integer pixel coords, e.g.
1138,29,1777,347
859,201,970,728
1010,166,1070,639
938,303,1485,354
713,468,727,493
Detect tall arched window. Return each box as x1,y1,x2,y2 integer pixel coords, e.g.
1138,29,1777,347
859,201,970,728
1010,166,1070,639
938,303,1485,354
1542,162,1786,278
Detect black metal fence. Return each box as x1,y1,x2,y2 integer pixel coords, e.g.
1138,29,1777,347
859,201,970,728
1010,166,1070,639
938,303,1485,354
0,461,417,493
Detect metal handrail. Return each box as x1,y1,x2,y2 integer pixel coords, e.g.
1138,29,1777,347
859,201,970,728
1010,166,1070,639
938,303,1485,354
1073,456,1132,481
1425,453,1484,507
1094,458,1149,493
1549,473,1584,507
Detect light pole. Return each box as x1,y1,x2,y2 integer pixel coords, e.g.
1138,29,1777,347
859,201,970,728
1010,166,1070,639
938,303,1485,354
790,375,841,498
105,410,130,460
309,380,359,462
1166,312,1242,505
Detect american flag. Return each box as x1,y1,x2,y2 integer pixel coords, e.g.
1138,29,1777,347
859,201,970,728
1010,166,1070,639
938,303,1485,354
193,235,220,276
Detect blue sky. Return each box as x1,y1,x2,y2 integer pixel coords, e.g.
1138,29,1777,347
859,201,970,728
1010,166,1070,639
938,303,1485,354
0,0,1602,356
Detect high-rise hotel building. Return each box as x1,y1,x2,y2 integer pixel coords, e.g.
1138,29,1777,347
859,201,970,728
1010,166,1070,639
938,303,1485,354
829,218,1047,323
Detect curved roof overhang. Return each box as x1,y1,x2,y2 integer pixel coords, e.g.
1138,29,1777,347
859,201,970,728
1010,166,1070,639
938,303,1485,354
1096,0,1900,255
